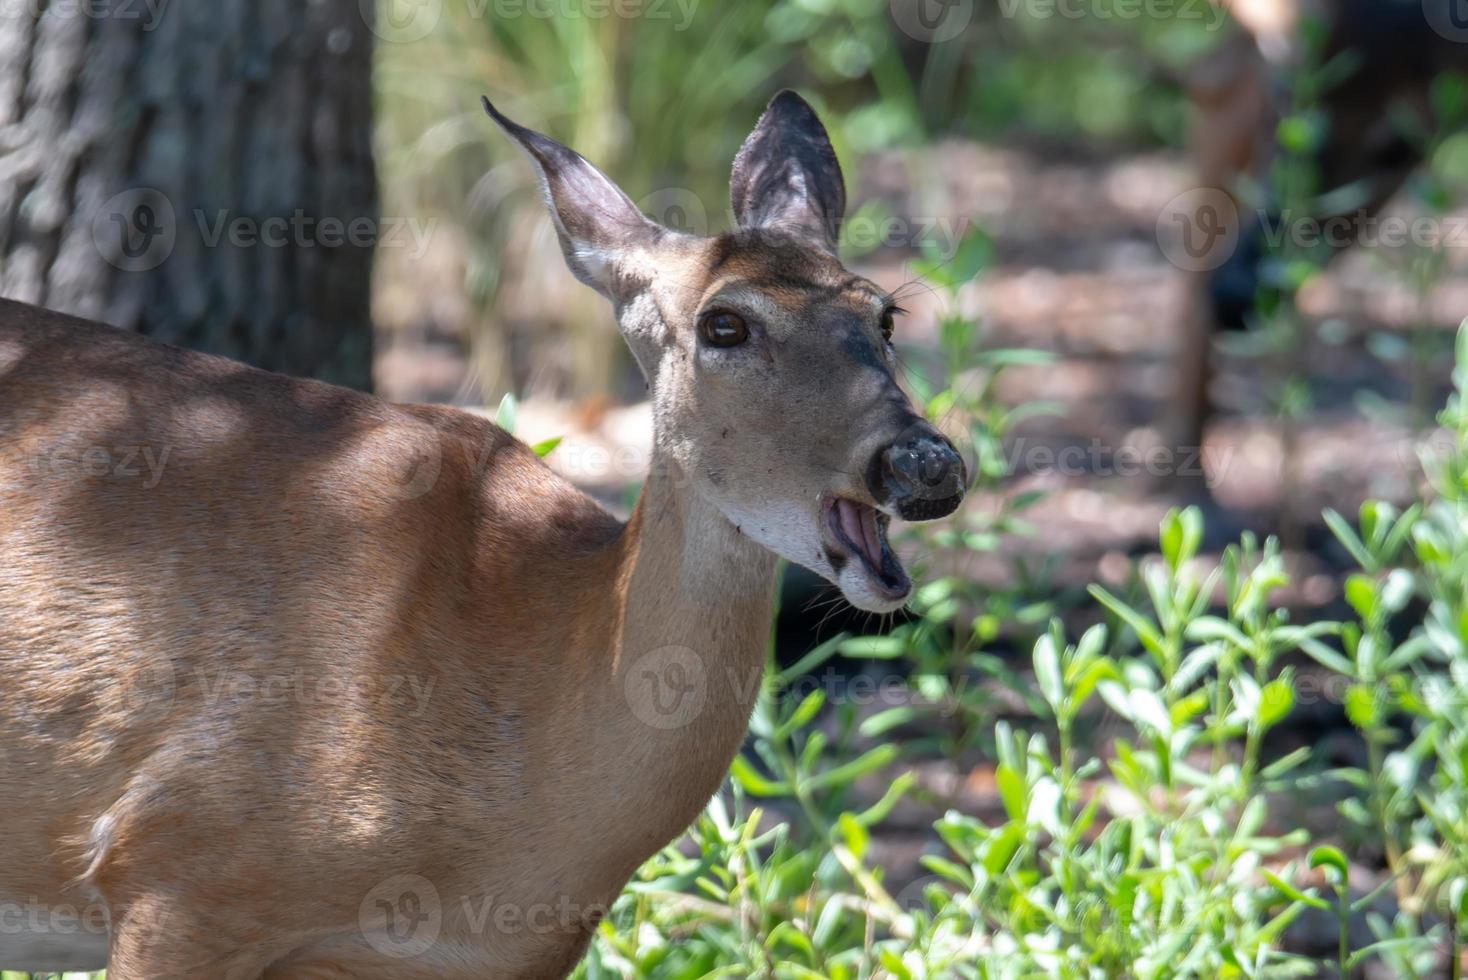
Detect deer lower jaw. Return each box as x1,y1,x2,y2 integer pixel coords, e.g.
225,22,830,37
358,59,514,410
822,495,912,612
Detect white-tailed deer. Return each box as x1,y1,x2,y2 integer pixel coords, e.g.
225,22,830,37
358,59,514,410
1169,0,1468,493
0,91,964,978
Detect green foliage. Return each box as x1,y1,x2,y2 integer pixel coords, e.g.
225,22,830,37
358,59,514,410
1305,321,1468,978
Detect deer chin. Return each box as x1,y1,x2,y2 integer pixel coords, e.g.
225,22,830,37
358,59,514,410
821,495,911,613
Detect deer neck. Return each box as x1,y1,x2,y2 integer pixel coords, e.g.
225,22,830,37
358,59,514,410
584,454,777,814
617,454,777,715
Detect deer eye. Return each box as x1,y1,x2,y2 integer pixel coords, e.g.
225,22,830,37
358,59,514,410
698,310,749,348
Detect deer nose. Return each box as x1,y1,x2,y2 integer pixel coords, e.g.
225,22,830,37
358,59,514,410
873,430,966,521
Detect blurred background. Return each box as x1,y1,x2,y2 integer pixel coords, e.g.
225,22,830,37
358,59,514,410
5,0,1468,974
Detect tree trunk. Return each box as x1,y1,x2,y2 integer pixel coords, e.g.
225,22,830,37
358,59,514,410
0,0,376,390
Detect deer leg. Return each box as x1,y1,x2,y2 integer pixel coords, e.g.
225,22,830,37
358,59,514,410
1161,273,1220,500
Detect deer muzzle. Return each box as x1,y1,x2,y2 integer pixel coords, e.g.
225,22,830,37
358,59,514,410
872,429,967,522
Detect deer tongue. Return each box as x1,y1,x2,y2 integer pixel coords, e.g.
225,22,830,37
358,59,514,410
836,498,883,571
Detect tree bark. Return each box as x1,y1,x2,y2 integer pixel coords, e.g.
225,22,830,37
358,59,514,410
0,0,376,390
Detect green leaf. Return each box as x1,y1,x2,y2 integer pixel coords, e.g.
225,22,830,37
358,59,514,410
859,706,921,738
837,812,869,860
1171,690,1210,727
1263,870,1331,910
1350,870,1407,914
806,744,899,792
1292,635,1355,677
1324,508,1374,570
1033,635,1064,712
982,822,1025,875
1129,688,1173,737
1258,676,1296,730
1356,634,1380,681
855,771,916,826
1277,113,1321,155
878,947,913,980
773,690,826,742
838,636,908,659
1089,585,1166,658
1344,684,1382,730
1346,936,1430,969
974,350,1056,369
494,392,518,434
1261,746,1312,780
767,920,817,961
729,755,791,796
1070,658,1118,709
1074,623,1108,663
1383,634,1431,673
1338,796,1373,826
811,897,846,949
1186,616,1251,650
1160,506,1204,570
1237,795,1267,838
919,854,974,888
529,436,562,457
919,224,992,290
1379,569,1415,614
1174,643,1223,693
776,634,849,687
1432,72,1468,124
1098,680,1133,722
996,763,1027,821
1344,574,1379,622
1258,899,1310,945
1027,776,1064,837
1308,845,1350,885
1160,508,1185,569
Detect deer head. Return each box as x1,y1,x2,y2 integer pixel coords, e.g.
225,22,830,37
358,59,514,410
483,91,966,613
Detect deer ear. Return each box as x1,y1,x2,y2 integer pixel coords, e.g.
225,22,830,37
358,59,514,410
483,97,659,298
730,91,846,253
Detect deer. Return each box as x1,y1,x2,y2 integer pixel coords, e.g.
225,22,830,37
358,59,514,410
1165,0,1468,500
0,90,965,978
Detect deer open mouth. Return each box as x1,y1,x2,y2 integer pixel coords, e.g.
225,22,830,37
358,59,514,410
823,496,912,602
